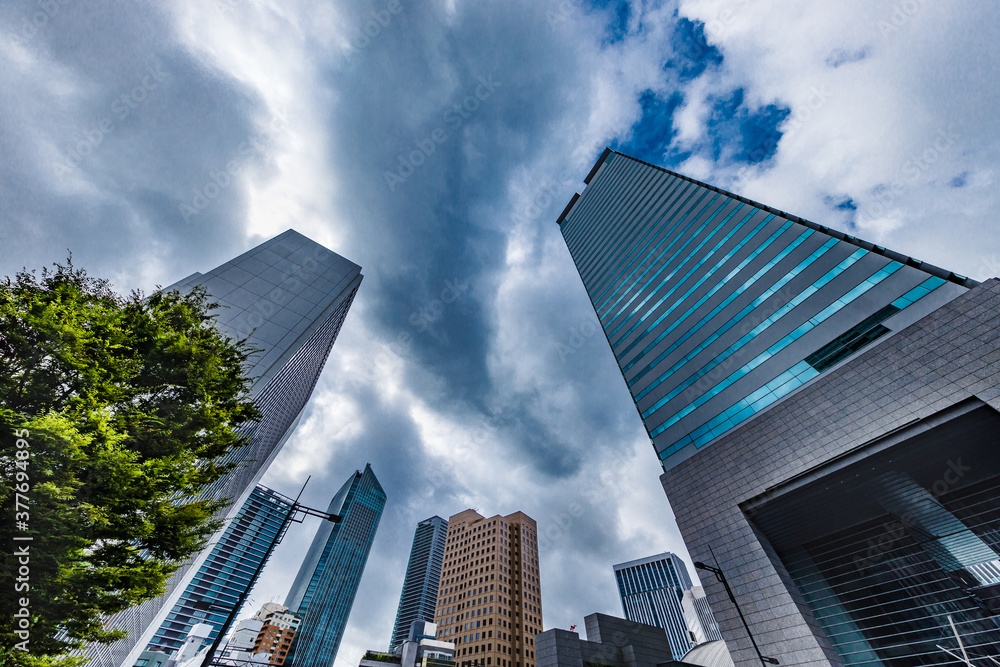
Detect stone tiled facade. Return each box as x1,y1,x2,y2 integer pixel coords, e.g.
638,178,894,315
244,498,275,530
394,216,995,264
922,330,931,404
536,614,683,667
661,279,1000,665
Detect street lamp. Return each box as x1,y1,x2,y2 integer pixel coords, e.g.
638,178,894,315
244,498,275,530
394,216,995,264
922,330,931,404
199,476,341,667
693,561,779,666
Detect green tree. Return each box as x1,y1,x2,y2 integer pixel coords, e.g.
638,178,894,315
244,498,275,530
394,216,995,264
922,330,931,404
0,261,259,666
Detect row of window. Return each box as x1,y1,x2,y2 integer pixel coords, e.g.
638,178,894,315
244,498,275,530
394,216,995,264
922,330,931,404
602,194,735,332
594,185,717,317
616,216,790,368
566,157,682,288
650,254,897,435
586,177,704,308
631,230,830,402
606,203,763,344
656,274,943,459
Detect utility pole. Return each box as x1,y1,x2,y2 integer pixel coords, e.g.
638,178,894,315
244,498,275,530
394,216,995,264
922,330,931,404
693,560,779,666
199,477,341,667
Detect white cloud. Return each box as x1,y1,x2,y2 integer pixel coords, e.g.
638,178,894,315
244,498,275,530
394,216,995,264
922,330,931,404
4,1,999,665
678,0,1000,278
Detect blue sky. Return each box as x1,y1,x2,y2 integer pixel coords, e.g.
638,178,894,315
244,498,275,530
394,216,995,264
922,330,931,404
2,0,1000,664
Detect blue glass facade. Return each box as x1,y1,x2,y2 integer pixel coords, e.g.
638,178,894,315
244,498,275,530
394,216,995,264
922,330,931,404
389,516,449,651
146,485,293,655
613,553,694,660
285,464,386,667
557,150,973,471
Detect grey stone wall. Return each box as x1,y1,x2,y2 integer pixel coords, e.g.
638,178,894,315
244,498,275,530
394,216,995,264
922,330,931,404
536,614,679,667
661,279,1000,665
537,629,589,667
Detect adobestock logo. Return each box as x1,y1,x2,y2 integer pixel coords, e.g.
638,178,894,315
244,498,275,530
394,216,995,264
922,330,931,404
54,64,168,178
344,0,407,62
179,110,291,223
383,74,502,192
853,125,959,230
11,0,70,45
555,320,599,362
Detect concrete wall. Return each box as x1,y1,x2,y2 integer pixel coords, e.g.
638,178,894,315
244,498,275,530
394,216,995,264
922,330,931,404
661,280,1000,665
536,614,678,667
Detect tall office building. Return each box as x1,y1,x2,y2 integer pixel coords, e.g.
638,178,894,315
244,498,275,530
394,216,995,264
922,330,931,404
390,516,449,651
284,464,386,667
145,485,294,656
90,230,363,667
434,509,542,667
557,149,1000,663
612,553,693,661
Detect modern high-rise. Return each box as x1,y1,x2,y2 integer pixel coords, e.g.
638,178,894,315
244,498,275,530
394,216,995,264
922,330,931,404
145,484,294,656
90,229,363,667
558,149,1000,664
284,464,386,667
434,510,542,667
362,621,455,667
390,516,449,651
612,553,693,661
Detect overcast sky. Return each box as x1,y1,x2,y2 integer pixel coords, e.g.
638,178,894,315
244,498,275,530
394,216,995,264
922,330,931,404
3,0,1000,664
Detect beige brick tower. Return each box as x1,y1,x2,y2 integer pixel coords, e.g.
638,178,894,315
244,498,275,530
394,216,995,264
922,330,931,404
433,509,543,667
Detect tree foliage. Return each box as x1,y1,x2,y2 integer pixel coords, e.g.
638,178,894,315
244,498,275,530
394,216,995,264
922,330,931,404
0,260,259,666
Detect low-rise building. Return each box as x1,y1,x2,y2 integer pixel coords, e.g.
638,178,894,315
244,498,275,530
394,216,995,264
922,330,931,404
679,588,722,647
361,621,455,667
252,603,301,665
536,613,695,667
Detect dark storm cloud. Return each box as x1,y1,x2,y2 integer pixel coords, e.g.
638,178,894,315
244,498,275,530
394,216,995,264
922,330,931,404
306,1,741,480
0,0,269,282
8,0,916,660
313,2,597,412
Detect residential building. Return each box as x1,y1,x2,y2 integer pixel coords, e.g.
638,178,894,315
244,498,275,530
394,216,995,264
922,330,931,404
557,149,1000,663
131,650,171,667
218,617,265,663
361,621,455,667
434,509,542,667
252,604,301,666
284,464,386,667
612,554,693,661
535,613,688,667
91,229,363,667
390,517,449,651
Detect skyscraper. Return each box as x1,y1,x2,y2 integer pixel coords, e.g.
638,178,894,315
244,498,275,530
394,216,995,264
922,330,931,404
612,553,693,661
434,509,542,667
91,229,363,667
557,149,1000,663
145,485,294,657
284,464,386,667
558,150,972,471
390,516,449,651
